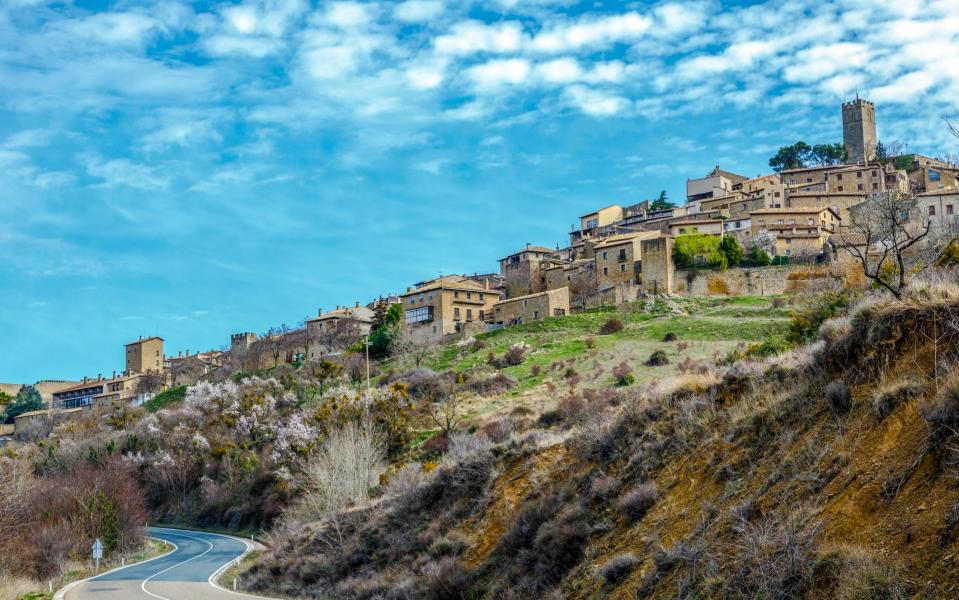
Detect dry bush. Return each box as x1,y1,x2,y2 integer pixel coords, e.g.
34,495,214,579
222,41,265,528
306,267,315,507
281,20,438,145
531,365,541,377
646,349,669,366
597,553,638,586
677,341,689,352
612,361,634,386
771,297,786,309
825,379,852,416
663,331,678,342
557,394,586,422
467,372,517,396
872,379,924,421
616,483,657,521
385,462,431,504
919,380,959,457
422,557,470,600
585,336,596,349
294,423,386,519
588,473,622,501
483,418,518,443
504,343,528,366
821,546,910,600
599,318,624,335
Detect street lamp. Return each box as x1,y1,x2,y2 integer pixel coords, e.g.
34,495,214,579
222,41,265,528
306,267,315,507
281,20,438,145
364,334,371,399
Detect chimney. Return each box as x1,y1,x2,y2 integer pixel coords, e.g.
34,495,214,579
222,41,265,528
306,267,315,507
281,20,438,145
178,351,182,357
97,373,102,381
83,376,88,383
139,335,143,341
526,242,531,249
318,308,323,316
112,371,116,379
186,350,190,357
355,301,359,308
406,287,412,293
484,278,490,290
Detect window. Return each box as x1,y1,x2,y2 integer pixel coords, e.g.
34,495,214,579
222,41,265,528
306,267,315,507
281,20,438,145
778,219,784,225
930,170,941,182
837,174,842,180
586,218,599,228
857,171,862,178
775,191,781,197
466,308,473,321
785,238,792,245
466,292,472,300
454,307,461,320
428,293,433,300
523,299,528,307
479,309,485,320
603,267,609,275
405,306,433,325
618,249,627,261
837,186,844,191
620,264,626,272
602,251,608,260
554,308,565,317
808,218,815,225
759,220,765,226
948,205,954,215
409,298,414,305
857,184,864,190
806,177,812,183
454,291,459,298
872,182,878,190
788,219,795,225
479,293,484,301
534,310,540,320
871,170,877,176
929,205,936,216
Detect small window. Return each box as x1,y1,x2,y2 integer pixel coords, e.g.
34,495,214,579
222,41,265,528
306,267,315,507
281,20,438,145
479,309,485,320
466,292,472,299
788,219,795,225
620,264,626,272
806,177,812,183
871,170,877,176
929,205,936,216
454,291,459,298
948,205,954,215
603,267,609,275
837,174,842,180
774,191,781,197
454,307,461,320
857,171,862,178
872,183,878,190
602,251,608,260
479,293,484,301
534,310,540,320
857,184,864,190
466,308,473,321
838,186,844,191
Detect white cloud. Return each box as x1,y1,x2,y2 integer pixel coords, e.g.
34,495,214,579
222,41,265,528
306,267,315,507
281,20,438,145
563,85,629,117
141,118,223,152
534,58,582,83
414,158,450,174
782,43,870,83
325,1,374,29
871,69,938,103
531,12,652,53
394,0,444,23
466,58,530,89
435,20,525,55
79,153,169,190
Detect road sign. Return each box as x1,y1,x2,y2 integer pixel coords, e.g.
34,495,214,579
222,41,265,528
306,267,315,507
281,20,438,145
92,538,104,571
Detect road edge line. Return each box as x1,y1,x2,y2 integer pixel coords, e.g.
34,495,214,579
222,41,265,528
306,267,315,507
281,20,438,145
53,536,177,600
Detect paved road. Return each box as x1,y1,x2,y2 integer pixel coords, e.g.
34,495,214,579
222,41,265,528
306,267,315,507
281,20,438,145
61,527,270,600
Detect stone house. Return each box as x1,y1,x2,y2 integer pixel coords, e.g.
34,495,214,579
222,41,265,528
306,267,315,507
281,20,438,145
489,287,570,327
594,231,661,291
306,304,374,358
918,187,959,239
400,275,502,344
899,155,959,193
125,336,163,374
686,166,748,204
723,218,752,245
498,243,563,298
751,207,840,257
667,219,724,237
785,191,867,229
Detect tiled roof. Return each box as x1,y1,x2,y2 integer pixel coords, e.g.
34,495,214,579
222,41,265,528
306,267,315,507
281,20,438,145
126,336,163,345
494,287,568,305
751,207,835,215
593,231,660,248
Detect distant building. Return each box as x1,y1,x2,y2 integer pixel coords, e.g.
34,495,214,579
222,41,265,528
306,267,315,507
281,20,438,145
593,231,661,291
230,332,257,353
686,166,748,204
785,191,867,229
842,97,877,165
400,275,502,343
918,187,959,239
896,154,959,193
306,303,374,358
125,336,164,374
489,287,570,327
51,372,149,410
499,243,564,298
667,219,725,237
751,207,840,257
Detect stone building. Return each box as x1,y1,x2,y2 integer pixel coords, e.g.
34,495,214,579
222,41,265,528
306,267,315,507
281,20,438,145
723,218,753,245
498,244,563,298
751,207,840,257
51,372,150,410
686,166,748,205
897,155,959,193
918,187,959,239
843,97,877,164
667,219,724,237
306,304,374,358
639,236,675,295
593,231,661,291
489,287,570,327
400,275,502,343
785,191,867,229
125,336,163,374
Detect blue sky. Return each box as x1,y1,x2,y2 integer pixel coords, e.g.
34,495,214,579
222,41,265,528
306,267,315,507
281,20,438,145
2,0,959,383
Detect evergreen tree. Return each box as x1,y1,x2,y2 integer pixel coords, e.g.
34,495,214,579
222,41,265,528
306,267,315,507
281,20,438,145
2,385,43,423
719,235,745,267
649,190,675,211
744,243,772,267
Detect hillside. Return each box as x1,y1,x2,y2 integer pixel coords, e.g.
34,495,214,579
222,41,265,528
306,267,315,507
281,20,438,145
241,283,959,599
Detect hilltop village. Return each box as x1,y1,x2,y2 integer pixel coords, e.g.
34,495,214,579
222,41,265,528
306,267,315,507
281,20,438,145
3,98,958,440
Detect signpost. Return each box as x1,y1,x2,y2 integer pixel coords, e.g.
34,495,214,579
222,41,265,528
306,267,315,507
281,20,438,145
92,538,104,572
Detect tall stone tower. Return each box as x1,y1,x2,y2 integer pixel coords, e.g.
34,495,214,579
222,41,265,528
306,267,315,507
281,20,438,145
842,97,877,165
125,336,164,374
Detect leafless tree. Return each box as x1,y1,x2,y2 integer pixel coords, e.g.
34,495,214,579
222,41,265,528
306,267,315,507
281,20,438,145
426,381,467,438
392,328,434,368
136,371,167,396
837,191,951,298
314,317,363,357
569,265,597,311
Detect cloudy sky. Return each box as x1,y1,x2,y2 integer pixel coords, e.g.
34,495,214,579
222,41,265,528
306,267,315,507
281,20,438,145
2,0,959,382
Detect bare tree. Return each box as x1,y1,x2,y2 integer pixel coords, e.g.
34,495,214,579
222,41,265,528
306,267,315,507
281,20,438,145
136,371,167,396
569,265,597,310
392,328,434,368
313,317,363,357
838,191,951,298
426,381,467,438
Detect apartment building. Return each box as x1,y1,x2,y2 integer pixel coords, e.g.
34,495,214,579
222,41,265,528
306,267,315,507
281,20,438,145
686,166,748,205
489,287,570,327
400,275,502,343
751,207,840,257
51,372,148,410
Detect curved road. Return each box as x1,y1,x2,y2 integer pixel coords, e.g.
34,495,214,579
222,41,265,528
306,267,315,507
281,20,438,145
61,527,270,600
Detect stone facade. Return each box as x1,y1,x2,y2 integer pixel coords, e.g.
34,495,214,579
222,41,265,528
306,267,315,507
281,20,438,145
125,336,164,374
490,287,570,326
594,231,660,291
751,207,839,257
786,191,866,229
499,245,560,298
306,304,374,358
842,98,877,164
640,236,675,295
674,264,851,296
401,275,502,344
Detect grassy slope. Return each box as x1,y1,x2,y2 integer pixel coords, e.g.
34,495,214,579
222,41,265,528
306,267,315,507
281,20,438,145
429,296,790,418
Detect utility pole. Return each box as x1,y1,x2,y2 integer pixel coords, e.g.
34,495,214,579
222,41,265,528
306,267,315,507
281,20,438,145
365,335,371,400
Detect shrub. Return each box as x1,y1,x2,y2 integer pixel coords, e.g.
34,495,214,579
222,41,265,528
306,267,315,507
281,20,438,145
616,483,657,521
505,343,528,366
423,557,470,600
873,380,923,421
588,473,622,501
428,533,466,558
467,372,517,396
598,553,638,586
531,365,542,377
673,233,726,269
612,361,634,386
676,341,689,352
558,394,586,421
599,318,624,335
919,383,959,452
646,350,669,366
662,332,678,342
786,291,849,345
585,336,596,349
825,380,852,416
821,547,910,600
486,351,496,365
470,339,487,352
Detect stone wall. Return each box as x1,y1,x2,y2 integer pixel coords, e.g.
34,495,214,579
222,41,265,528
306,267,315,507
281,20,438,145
674,263,856,296
640,236,675,294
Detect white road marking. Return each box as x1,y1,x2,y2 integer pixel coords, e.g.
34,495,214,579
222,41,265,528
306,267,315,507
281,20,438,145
140,531,216,600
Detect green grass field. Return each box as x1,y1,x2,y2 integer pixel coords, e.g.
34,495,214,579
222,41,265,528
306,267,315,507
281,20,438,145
425,296,791,411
